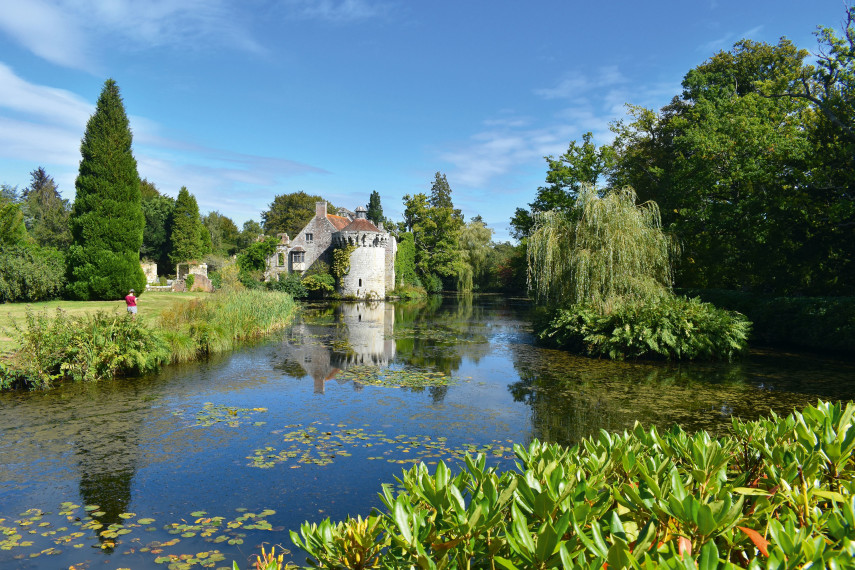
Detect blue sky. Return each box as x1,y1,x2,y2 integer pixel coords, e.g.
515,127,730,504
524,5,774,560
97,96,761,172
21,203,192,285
0,1,846,242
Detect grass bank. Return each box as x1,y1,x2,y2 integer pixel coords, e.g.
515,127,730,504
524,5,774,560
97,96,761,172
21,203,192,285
0,289,297,390
0,291,208,354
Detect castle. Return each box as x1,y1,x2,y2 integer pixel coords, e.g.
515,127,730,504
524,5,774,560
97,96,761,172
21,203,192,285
266,202,397,298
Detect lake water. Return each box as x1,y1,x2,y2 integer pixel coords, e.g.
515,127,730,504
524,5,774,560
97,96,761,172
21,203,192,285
1,295,853,568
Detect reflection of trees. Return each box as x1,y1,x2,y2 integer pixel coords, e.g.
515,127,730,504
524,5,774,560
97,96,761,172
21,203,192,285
507,340,835,447
67,383,142,547
392,295,491,376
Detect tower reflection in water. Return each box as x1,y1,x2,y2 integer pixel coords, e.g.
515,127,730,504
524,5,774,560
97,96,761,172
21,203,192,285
277,301,396,393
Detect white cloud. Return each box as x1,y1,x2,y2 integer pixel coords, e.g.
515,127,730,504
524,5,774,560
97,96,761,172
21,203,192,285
0,0,91,70
282,0,390,22
534,65,628,100
0,62,328,221
0,63,92,127
698,24,764,54
0,0,263,71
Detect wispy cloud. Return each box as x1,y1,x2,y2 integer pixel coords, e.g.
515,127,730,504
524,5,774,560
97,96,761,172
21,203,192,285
0,0,262,72
0,64,327,221
436,69,682,230
699,24,765,54
280,0,391,22
534,65,628,100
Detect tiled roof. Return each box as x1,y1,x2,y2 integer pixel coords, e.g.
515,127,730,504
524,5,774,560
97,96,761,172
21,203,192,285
341,218,381,232
327,214,351,230
290,246,305,252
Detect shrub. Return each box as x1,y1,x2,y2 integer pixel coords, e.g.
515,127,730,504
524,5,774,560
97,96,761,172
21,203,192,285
423,272,443,294
538,296,751,360
184,274,195,291
302,273,335,298
1,289,298,390
682,289,855,354
388,283,427,300
0,244,66,303
291,400,855,568
268,272,307,299
1,309,170,389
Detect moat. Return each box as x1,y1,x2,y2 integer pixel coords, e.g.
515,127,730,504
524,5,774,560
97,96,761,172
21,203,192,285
1,295,853,568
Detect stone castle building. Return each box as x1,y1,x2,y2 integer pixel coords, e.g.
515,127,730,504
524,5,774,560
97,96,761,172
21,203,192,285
266,202,397,298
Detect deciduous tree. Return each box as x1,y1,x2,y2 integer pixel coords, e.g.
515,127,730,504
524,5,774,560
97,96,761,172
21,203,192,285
511,133,612,239
262,191,335,238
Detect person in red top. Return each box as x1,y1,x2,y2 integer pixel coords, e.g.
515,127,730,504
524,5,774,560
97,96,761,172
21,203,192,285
125,289,137,319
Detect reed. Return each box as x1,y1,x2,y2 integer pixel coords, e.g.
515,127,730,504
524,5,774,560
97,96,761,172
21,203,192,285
157,289,297,360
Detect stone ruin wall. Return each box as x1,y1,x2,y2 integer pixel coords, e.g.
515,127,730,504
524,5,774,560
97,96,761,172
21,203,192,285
340,243,387,298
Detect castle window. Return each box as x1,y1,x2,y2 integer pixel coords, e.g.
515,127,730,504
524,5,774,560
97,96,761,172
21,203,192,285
292,251,305,263
305,233,313,243
358,278,362,287
278,253,285,266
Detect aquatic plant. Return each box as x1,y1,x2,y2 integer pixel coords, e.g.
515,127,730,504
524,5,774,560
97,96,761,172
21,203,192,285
291,400,855,568
0,503,282,566
248,422,513,470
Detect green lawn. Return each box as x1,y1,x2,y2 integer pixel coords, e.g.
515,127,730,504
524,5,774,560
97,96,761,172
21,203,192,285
0,291,208,353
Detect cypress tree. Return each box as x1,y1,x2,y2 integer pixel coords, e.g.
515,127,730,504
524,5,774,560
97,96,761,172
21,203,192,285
169,186,205,266
366,190,384,226
67,79,146,300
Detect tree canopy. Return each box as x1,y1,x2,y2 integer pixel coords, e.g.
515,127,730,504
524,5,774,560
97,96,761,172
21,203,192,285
23,167,70,249
366,190,384,226
528,185,676,310
169,186,208,265
67,79,146,300
262,191,335,238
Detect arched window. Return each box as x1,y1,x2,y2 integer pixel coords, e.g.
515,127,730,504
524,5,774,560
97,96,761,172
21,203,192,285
358,278,362,287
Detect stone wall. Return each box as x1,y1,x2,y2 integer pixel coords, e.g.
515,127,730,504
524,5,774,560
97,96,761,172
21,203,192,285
384,236,397,292
340,245,387,298
141,262,158,284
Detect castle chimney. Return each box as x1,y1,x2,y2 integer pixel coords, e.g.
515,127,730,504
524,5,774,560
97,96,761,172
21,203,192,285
315,201,327,219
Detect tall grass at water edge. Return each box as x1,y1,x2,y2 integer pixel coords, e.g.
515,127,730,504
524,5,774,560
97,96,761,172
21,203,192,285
157,289,298,360
0,290,297,390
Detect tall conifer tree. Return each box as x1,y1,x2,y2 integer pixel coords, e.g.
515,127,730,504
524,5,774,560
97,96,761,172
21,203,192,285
68,79,146,300
169,186,206,266
366,190,384,226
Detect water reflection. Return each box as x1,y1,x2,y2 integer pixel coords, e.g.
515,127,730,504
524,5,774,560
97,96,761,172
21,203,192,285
508,338,855,446
0,295,852,570
275,301,396,393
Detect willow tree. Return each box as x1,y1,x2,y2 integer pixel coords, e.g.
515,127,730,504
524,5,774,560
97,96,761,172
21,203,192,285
527,185,677,310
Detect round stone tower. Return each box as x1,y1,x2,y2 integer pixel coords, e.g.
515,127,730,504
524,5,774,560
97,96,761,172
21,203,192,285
332,207,391,298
